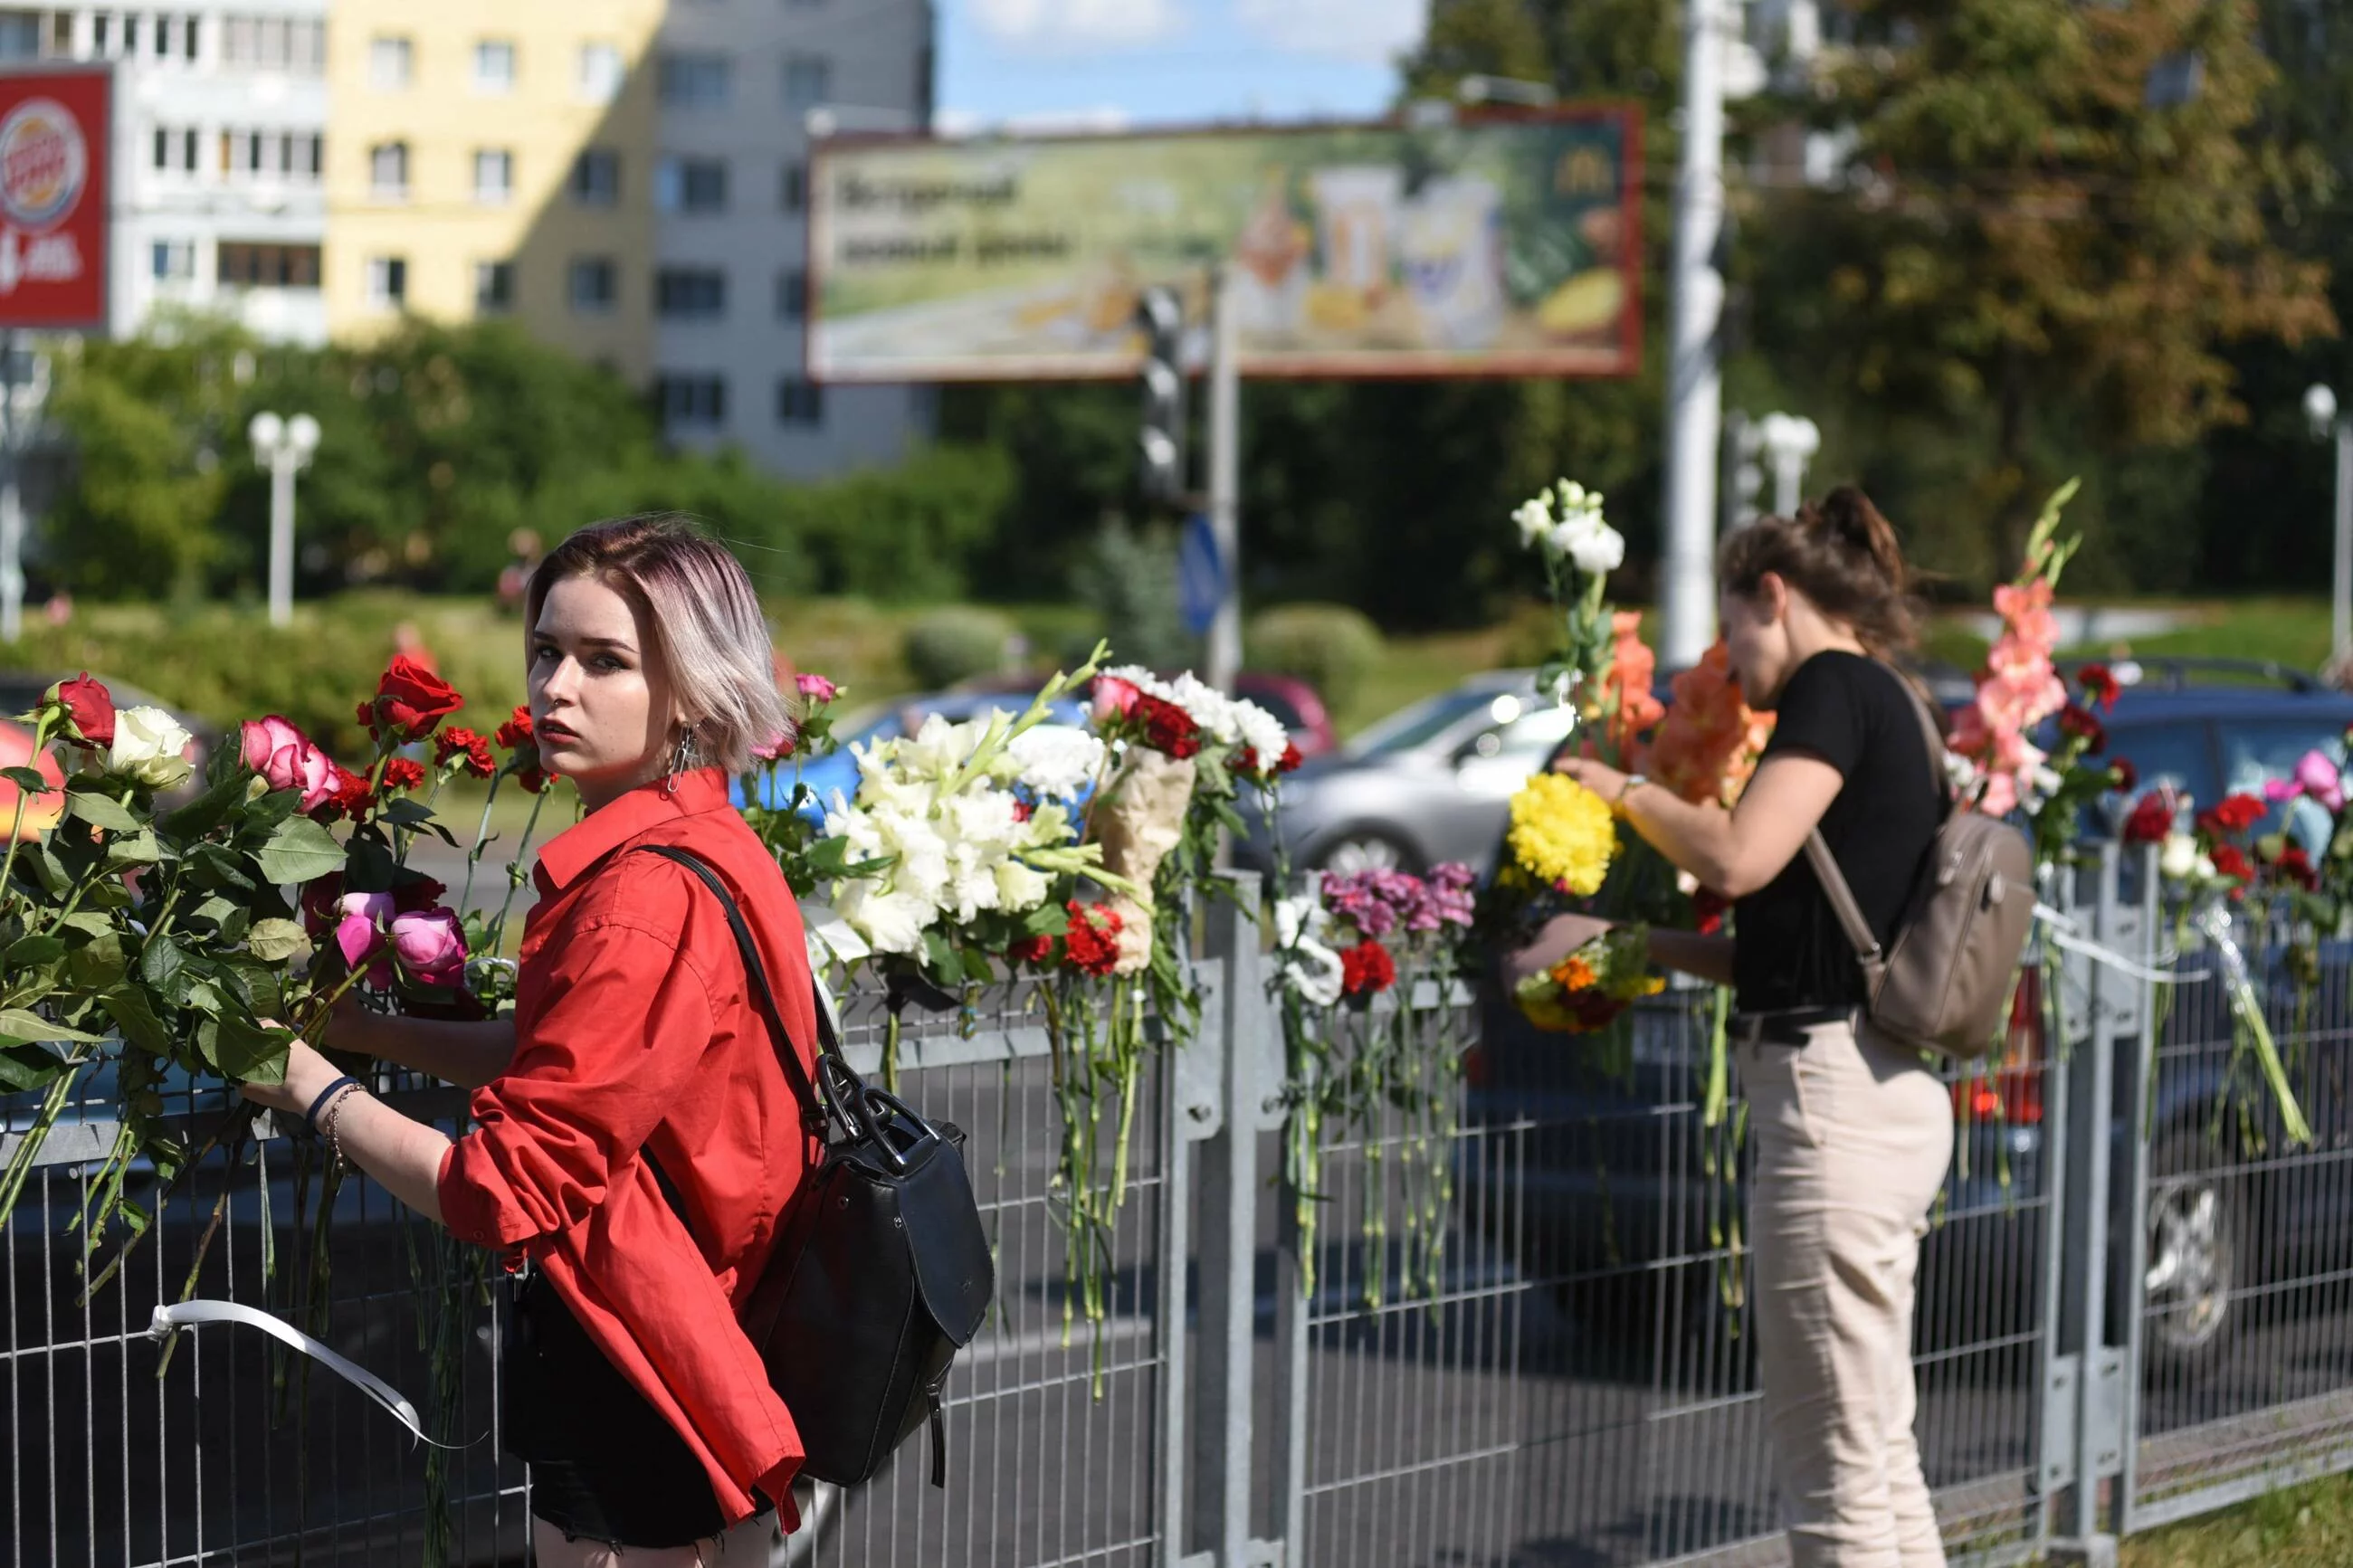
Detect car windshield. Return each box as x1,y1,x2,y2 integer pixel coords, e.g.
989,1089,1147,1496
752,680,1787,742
2219,717,2349,853
1349,688,1508,759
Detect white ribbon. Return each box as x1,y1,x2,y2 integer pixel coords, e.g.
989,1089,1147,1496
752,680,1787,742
149,1299,461,1449
2033,903,2209,985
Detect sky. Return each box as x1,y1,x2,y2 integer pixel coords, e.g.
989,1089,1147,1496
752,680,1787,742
934,0,1428,136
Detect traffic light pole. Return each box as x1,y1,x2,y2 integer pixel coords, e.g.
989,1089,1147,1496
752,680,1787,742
1205,267,1242,694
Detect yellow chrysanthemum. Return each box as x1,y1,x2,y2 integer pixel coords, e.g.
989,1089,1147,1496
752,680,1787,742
1506,774,1618,897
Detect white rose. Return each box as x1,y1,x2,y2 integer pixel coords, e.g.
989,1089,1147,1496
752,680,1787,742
110,706,194,790
2194,853,2216,883
1007,724,1107,799
2158,832,2199,882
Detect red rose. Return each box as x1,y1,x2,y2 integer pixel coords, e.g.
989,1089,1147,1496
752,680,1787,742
2273,845,2320,891
1006,934,1054,967
393,875,449,914
1137,694,1201,759
300,872,345,937
2078,663,2121,713
48,671,114,747
494,706,534,753
434,726,496,779
367,654,463,741
2209,843,2254,884
1340,938,1396,996
2122,792,2173,845
379,757,426,794
1062,901,1123,976
2058,704,2107,755
2209,794,2267,836
2108,757,2138,795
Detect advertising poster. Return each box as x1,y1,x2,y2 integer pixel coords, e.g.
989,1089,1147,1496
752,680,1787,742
0,67,108,332
809,109,1641,382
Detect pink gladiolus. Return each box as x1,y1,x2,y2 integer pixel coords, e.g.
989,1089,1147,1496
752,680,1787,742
389,907,468,988
1977,770,2020,819
240,715,343,813
1992,581,2059,652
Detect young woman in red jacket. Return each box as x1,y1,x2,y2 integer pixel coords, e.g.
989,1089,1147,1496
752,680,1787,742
244,515,819,1566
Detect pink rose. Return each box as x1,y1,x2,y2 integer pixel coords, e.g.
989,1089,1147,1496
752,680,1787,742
241,715,343,813
1091,676,1141,723
333,891,397,984
795,672,839,705
752,729,796,762
2296,749,2344,813
390,907,468,988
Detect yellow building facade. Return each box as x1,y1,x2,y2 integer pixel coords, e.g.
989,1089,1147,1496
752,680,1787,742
323,0,665,381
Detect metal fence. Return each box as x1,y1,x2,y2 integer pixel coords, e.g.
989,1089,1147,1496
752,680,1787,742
6,850,2353,1567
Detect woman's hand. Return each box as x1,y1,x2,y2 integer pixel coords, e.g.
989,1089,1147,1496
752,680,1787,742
238,1034,346,1119
1553,754,1632,808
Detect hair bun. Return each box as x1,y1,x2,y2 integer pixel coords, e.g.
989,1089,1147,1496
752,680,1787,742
1801,486,1904,592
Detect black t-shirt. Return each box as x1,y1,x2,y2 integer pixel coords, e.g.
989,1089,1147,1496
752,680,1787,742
1733,651,1943,1013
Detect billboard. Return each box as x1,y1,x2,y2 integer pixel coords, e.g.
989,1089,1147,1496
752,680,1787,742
0,67,108,331
808,109,1641,383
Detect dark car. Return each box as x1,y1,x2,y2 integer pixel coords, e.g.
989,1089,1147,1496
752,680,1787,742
1467,659,2353,1372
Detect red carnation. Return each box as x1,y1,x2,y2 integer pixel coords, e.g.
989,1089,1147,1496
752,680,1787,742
1235,746,1260,775
1276,742,1303,774
494,706,535,753
325,766,375,821
1062,901,1123,976
1137,694,1201,760
514,763,549,794
365,654,463,742
2272,845,2320,891
379,757,426,794
1006,934,1054,967
2213,794,2266,835
1340,938,1396,996
434,726,496,779
2058,704,2107,755
2108,757,2138,795
2078,663,2121,713
2209,843,2254,884
1691,886,1729,937
2122,792,2173,846
48,672,114,747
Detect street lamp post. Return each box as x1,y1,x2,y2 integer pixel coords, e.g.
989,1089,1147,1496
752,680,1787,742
1758,412,1822,518
249,412,320,629
2307,385,2353,670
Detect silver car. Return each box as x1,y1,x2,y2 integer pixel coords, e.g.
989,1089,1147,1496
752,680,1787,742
1234,670,1576,878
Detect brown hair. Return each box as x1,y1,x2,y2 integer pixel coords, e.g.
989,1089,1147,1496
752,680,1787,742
526,514,795,772
1717,486,1919,653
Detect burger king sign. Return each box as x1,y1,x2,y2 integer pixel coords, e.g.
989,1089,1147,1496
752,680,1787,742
0,69,107,329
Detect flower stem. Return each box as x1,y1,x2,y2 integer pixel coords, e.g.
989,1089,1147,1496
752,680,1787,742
0,710,57,907
455,771,504,915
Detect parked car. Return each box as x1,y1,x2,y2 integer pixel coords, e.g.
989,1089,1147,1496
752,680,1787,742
1230,671,1340,762
1466,658,2353,1372
736,689,1093,818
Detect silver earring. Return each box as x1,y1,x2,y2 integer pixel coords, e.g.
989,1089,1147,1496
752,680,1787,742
663,727,698,794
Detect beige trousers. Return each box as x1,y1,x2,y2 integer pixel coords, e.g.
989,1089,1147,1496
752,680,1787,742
531,1512,778,1566
1739,1017,1954,1568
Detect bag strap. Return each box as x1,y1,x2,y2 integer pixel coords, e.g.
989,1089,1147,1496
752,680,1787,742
1803,660,1950,974
633,843,837,1142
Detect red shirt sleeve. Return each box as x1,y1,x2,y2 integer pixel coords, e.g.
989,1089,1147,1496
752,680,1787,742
439,915,716,1250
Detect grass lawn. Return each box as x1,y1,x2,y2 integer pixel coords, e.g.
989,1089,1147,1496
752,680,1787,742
2120,1469,2353,1568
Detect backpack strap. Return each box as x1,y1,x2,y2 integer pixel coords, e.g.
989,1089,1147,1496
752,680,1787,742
1802,660,1950,980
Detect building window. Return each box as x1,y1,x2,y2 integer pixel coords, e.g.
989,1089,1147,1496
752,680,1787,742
578,42,624,104
657,375,728,428
782,53,830,109
776,269,806,321
654,157,727,214
370,34,413,90
569,257,618,314
369,141,409,200
0,12,40,60
366,255,407,309
776,378,824,428
474,39,517,94
151,240,195,282
476,261,515,313
220,241,322,288
151,127,198,173
658,52,729,107
656,268,727,318
571,148,621,207
474,148,513,204
780,162,807,214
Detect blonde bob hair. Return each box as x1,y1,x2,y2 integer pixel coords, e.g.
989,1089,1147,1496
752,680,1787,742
525,514,794,774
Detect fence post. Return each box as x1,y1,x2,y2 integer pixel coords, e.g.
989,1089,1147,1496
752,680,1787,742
2110,843,2160,1540
1189,875,1282,1568
1161,904,1230,1568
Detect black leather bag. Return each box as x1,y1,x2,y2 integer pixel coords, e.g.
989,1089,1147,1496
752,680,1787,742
634,846,995,1489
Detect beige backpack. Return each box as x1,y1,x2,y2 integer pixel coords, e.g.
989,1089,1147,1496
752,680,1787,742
1800,668,2037,1061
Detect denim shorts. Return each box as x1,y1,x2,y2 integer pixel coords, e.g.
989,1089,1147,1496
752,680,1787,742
503,1273,768,1550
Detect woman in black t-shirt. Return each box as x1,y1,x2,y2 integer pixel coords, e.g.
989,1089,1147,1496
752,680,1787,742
1543,489,1954,1567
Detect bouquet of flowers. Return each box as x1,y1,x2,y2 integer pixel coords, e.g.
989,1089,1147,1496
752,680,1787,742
1512,924,1664,1033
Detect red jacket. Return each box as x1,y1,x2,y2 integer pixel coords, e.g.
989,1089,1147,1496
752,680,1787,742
437,768,818,1525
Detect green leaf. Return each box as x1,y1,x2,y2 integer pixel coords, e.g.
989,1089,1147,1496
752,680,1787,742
28,844,72,897
1019,900,1066,938
0,1041,64,1090
66,932,127,990
253,815,346,886
1,765,50,793
246,917,311,964
186,841,258,893
191,895,241,930
380,797,438,828
103,829,160,870
204,1009,288,1084
100,988,170,1054
64,784,143,833
161,770,256,842
960,944,996,984
0,1008,104,1044
57,910,111,937
139,933,187,992
921,928,959,984
4,932,64,967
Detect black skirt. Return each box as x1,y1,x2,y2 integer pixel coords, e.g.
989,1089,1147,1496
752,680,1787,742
502,1272,759,1549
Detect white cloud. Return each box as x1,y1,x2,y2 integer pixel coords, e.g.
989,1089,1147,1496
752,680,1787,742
1232,0,1424,63
970,0,1185,51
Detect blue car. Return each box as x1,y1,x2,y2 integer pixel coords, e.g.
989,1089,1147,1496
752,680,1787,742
731,689,1095,820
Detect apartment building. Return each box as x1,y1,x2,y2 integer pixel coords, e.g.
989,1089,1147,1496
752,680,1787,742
3,1,331,343
322,0,668,382
649,0,935,474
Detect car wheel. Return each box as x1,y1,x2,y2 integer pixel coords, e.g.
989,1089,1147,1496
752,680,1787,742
1314,832,1418,878
2143,1133,2237,1376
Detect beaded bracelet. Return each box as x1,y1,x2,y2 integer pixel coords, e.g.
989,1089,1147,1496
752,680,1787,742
304,1073,362,1132
316,1084,365,1166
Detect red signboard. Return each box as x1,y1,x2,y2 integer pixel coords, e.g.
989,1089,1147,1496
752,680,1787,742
0,69,108,331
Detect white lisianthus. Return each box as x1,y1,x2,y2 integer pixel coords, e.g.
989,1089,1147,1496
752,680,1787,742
110,706,195,790
1565,519,1625,576
1007,723,1106,798
2158,832,2199,882
1512,496,1554,551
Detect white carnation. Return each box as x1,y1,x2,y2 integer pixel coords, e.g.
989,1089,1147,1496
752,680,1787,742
1230,698,1290,765
1007,723,1106,798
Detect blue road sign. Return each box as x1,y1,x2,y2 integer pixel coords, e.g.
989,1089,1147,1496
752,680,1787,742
1178,511,1224,637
